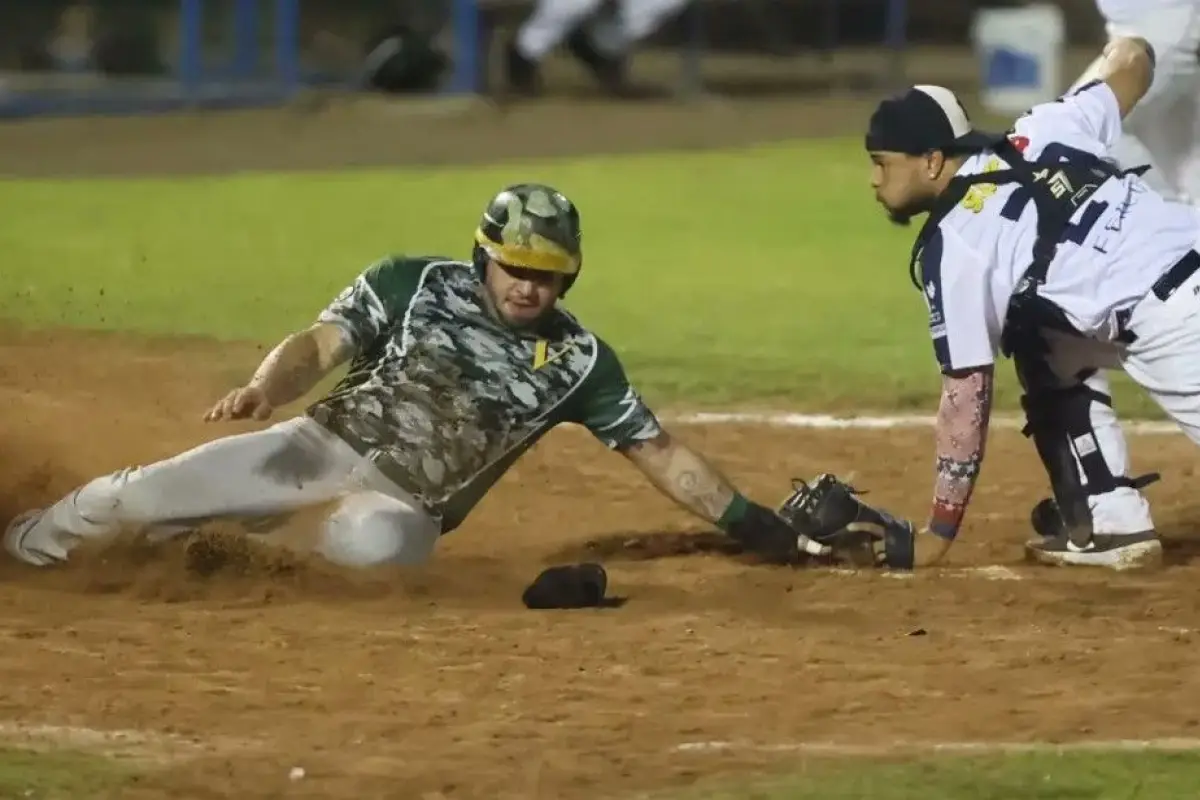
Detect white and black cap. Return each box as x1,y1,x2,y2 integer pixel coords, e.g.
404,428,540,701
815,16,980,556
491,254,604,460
865,84,1000,155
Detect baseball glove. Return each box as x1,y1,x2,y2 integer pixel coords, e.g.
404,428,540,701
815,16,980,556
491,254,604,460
777,473,916,570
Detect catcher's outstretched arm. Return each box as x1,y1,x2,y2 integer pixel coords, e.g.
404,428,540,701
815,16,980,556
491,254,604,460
925,365,994,563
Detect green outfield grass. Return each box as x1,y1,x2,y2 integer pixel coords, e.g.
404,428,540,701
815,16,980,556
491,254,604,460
0,138,1161,416
2,745,1190,799
0,747,136,798
664,749,1200,799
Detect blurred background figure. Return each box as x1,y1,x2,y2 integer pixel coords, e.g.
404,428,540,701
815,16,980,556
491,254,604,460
45,2,97,74
506,0,692,96
1070,0,1200,204
306,1,452,95
17,1,165,78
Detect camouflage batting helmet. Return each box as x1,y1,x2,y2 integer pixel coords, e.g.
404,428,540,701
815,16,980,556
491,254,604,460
472,183,583,295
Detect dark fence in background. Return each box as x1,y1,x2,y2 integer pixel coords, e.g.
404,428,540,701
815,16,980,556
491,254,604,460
0,0,1108,119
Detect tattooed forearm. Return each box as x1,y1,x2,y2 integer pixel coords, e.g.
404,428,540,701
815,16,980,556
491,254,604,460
929,366,995,540
250,325,352,407
623,432,737,523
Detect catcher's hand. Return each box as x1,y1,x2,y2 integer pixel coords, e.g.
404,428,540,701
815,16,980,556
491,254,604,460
777,473,916,570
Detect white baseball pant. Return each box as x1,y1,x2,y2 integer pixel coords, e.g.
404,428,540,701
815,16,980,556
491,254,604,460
515,0,692,61
7,416,441,568
1072,3,1200,203
1038,246,1200,536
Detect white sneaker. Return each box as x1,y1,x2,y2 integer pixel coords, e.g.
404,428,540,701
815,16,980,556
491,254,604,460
1024,530,1163,571
4,510,67,566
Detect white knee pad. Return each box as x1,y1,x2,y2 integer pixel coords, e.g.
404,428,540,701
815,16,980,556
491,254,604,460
317,491,440,568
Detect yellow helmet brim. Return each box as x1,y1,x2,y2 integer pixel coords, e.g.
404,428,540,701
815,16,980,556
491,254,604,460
474,227,580,275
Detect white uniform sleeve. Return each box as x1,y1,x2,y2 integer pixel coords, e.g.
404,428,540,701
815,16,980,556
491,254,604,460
920,226,995,373
1060,79,1123,150
1013,79,1123,158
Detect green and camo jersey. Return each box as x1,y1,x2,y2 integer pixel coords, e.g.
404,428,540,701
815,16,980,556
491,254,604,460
305,255,662,533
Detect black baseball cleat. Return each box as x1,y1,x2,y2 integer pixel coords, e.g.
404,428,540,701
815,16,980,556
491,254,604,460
1024,497,1162,570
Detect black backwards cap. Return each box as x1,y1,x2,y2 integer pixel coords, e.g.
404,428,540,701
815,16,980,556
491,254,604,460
865,84,1001,155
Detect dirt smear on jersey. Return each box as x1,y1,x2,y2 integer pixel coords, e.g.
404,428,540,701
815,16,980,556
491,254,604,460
3,327,1200,799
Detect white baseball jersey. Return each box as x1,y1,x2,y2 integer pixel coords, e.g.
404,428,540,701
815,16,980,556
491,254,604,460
1097,0,1199,26
920,80,1200,373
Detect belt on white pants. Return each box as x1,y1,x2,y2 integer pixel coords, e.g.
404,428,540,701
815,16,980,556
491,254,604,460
1114,249,1200,344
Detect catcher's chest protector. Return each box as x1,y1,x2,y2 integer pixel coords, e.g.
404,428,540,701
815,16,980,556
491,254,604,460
907,137,1145,362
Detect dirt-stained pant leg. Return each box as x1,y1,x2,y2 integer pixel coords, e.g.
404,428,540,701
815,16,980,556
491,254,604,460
1034,331,1156,535
319,487,441,568
11,417,440,568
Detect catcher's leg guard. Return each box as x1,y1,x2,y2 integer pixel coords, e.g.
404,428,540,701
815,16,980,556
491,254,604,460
1028,371,1158,539
1021,379,1160,545
1020,383,1094,547
1014,329,1159,538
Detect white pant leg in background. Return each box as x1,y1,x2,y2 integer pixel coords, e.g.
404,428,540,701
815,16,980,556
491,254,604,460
1038,332,1156,534
1173,74,1200,203
515,0,606,60
585,0,692,56
1072,6,1200,202
13,416,440,569
1119,263,1200,440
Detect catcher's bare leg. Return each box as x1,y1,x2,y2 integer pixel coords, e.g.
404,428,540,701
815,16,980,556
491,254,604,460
4,416,439,568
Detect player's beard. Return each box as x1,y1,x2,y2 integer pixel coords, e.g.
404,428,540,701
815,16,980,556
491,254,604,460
881,193,934,228
480,282,553,330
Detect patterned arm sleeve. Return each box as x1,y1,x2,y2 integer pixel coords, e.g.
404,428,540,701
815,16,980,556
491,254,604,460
928,366,995,541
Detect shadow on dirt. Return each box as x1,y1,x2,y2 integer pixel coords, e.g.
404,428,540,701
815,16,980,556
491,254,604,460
548,528,750,564
1146,503,1200,566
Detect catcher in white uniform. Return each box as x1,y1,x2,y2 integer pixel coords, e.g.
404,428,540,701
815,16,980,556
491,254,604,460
864,36,1200,570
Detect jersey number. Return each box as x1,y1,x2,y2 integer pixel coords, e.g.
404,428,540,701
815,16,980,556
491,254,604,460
998,142,1109,245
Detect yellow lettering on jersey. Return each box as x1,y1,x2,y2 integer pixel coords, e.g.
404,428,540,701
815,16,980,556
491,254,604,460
961,157,1004,213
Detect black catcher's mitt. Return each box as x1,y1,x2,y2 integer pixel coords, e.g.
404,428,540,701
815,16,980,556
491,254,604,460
777,473,916,570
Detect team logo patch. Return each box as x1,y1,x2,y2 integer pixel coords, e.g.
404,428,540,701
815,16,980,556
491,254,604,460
532,338,575,370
